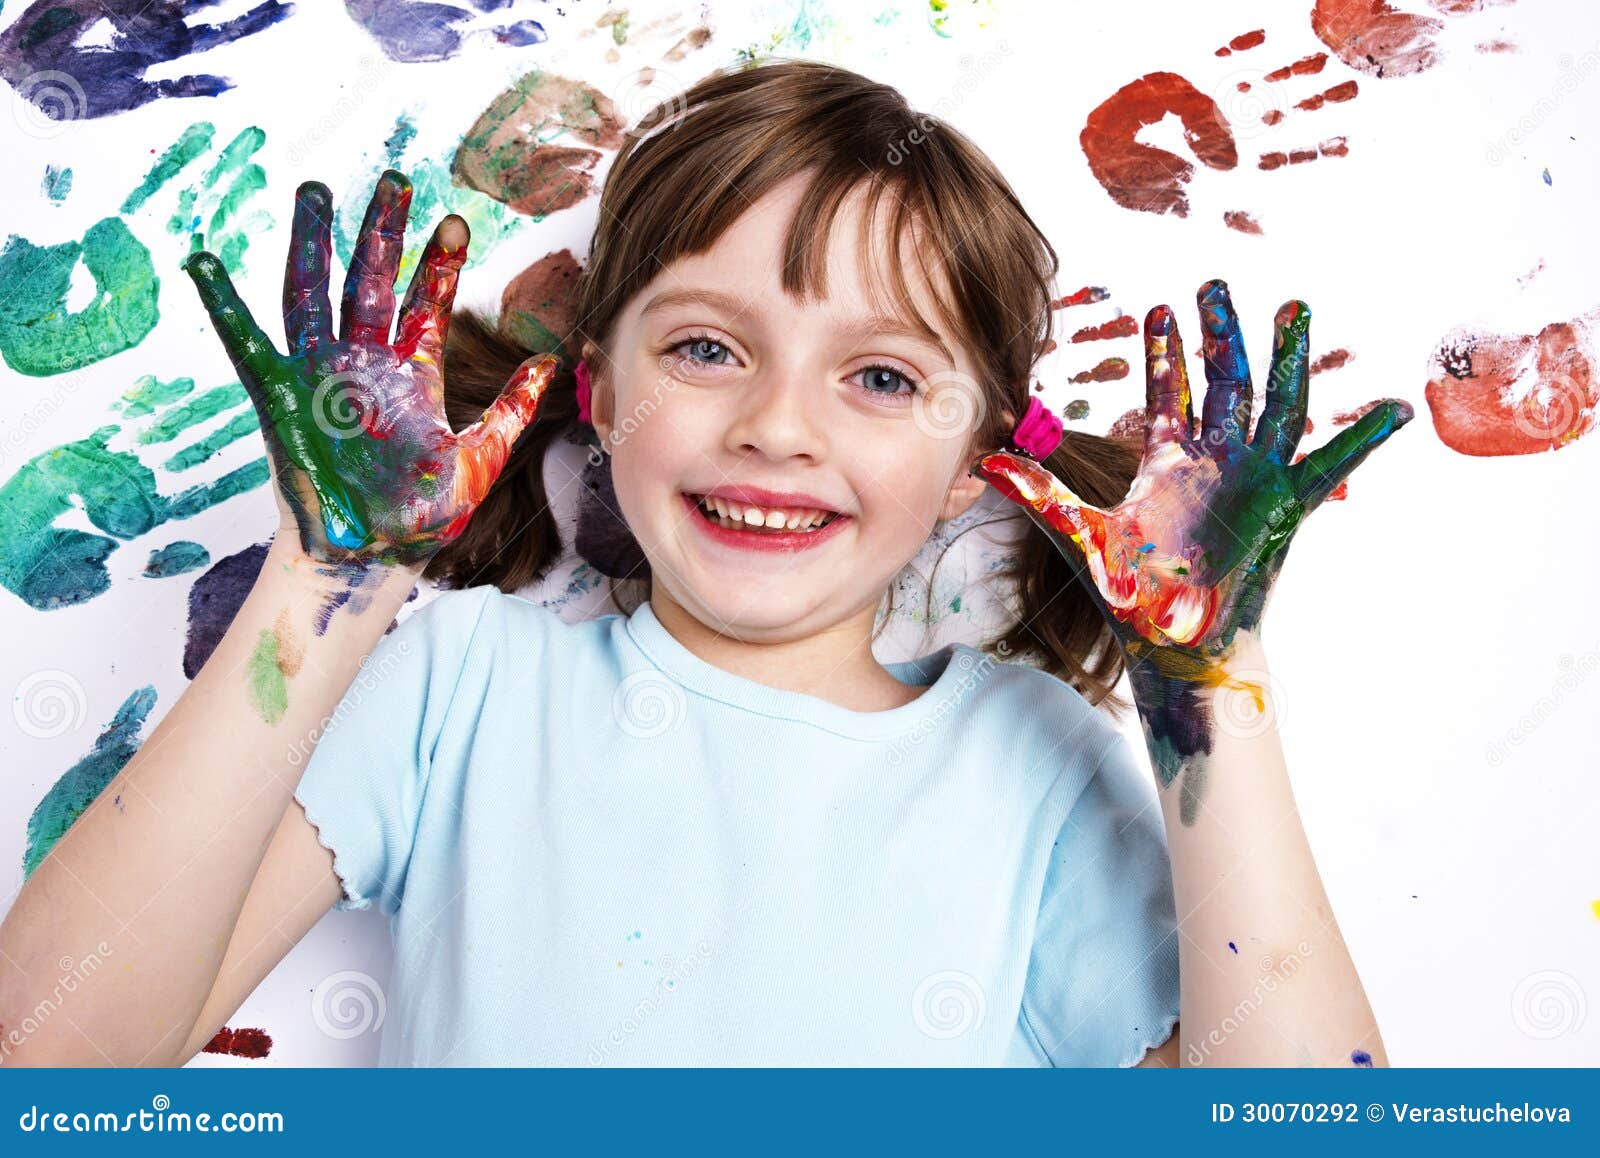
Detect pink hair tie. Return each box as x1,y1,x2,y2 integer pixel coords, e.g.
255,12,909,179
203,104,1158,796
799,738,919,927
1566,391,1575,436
1010,395,1063,459
574,359,593,425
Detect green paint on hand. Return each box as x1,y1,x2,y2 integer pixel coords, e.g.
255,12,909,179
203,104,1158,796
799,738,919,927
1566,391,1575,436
24,687,157,879
0,217,159,376
144,540,211,577
247,628,289,725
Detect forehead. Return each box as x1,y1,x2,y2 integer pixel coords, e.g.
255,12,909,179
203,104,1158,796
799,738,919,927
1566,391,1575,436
638,171,960,358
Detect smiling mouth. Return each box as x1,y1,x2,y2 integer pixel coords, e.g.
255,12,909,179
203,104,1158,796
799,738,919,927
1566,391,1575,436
685,493,843,534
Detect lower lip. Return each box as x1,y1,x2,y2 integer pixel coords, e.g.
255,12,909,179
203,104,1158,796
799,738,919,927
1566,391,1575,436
681,492,851,554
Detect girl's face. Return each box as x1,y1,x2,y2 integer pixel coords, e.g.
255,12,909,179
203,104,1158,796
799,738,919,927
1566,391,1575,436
588,172,991,642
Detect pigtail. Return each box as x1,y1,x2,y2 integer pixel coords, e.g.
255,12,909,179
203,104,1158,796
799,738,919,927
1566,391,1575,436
423,307,583,595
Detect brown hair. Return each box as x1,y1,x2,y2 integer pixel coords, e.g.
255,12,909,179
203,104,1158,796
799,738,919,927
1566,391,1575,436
427,57,1140,708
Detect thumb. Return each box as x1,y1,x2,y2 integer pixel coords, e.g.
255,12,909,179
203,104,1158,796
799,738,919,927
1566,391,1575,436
452,354,560,499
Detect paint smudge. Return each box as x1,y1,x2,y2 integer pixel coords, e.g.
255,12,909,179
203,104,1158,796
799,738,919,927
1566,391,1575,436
1064,399,1091,421
1228,940,1238,954
1351,1048,1374,1067
1106,406,1147,441
1333,400,1383,427
1080,72,1238,217
454,72,629,219
1069,358,1130,384
0,424,266,610
335,118,524,289
1053,286,1110,309
184,543,270,678
23,686,156,879
144,541,211,578
1070,316,1140,343
1215,29,1266,56
204,1026,273,1059
1310,348,1353,375
0,217,158,375
1293,80,1361,113
246,610,303,726
1424,312,1597,456
0,0,293,120
1223,210,1263,234
42,164,73,203
1264,53,1329,82
1259,136,1348,169
1311,0,1446,77
501,249,584,352
344,0,546,62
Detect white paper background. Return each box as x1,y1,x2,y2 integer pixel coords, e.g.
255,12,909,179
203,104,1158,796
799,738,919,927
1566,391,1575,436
0,0,1595,1066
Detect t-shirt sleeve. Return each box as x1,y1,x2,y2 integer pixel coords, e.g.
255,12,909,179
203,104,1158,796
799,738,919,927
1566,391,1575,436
292,584,494,916
1017,731,1181,1066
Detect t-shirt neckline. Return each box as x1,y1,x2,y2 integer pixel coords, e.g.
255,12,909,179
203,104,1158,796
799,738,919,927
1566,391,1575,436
621,598,971,741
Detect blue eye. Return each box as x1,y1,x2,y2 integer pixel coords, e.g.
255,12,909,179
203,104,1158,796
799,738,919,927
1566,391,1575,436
672,335,732,365
857,364,918,399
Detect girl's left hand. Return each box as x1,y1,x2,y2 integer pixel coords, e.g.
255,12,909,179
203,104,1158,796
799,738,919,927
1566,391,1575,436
974,279,1412,676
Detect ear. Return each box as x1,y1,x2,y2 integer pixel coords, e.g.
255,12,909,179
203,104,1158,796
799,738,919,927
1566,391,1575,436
940,462,989,521
579,340,614,450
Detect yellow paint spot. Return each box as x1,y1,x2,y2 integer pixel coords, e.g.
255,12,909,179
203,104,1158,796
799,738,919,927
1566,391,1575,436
1591,899,1600,920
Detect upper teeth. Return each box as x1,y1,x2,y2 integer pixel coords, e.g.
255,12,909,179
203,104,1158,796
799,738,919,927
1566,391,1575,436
696,495,836,530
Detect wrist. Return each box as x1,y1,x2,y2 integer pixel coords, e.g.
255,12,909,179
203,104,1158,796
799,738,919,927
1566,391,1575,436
266,528,427,596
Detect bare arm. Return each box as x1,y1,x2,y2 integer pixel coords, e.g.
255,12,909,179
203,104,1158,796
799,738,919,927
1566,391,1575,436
0,540,421,1066
0,168,555,1067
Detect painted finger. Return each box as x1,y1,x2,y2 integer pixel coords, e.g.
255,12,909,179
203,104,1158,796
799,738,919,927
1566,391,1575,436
394,215,470,367
1143,305,1197,462
1196,278,1252,462
184,249,283,392
971,448,1135,610
283,180,335,354
452,355,561,509
340,169,412,345
1252,300,1312,462
1293,398,1415,508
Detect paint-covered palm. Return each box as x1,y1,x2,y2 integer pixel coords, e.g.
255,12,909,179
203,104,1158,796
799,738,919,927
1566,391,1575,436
975,280,1413,676
184,169,556,567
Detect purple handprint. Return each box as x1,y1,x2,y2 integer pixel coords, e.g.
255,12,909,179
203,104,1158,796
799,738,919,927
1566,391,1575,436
344,0,546,63
0,0,293,122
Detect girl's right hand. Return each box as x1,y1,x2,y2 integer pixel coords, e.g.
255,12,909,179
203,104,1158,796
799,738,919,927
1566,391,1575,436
184,169,557,568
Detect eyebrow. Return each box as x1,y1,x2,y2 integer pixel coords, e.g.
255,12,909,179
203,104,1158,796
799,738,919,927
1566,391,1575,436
639,287,954,364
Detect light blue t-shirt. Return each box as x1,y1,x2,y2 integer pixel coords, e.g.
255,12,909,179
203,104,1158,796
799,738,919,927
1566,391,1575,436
293,585,1180,1066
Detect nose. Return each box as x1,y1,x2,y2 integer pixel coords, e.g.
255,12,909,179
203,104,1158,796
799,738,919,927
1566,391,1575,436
721,361,828,462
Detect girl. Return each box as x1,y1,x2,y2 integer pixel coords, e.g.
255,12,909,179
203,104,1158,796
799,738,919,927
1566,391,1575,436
0,58,1409,1067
